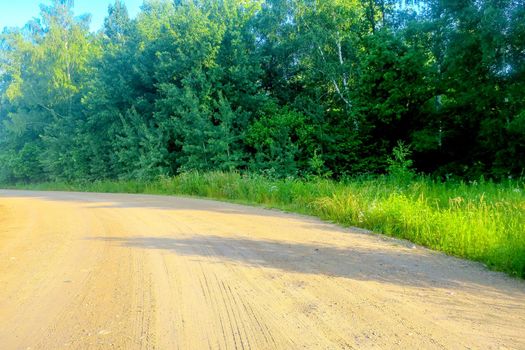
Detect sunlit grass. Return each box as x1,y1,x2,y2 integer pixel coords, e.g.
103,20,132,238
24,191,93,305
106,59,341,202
7,172,525,277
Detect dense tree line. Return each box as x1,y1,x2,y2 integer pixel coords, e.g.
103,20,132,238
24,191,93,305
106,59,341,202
0,0,524,182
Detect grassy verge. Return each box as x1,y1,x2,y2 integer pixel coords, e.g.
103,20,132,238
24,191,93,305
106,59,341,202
5,171,525,277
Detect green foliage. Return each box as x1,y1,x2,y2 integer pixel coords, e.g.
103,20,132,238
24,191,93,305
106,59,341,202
387,141,415,183
308,150,332,179
0,0,524,180
246,106,315,177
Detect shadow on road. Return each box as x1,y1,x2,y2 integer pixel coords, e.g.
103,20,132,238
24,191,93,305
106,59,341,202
86,234,525,302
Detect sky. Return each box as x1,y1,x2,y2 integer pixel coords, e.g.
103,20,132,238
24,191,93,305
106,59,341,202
0,0,143,32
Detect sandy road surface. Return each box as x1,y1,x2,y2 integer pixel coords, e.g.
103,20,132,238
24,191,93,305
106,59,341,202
0,190,524,349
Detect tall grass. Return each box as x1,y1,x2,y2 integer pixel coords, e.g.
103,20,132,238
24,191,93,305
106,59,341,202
6,172,525,277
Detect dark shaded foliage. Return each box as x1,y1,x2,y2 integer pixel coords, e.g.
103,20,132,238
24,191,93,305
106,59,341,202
0,0,523,182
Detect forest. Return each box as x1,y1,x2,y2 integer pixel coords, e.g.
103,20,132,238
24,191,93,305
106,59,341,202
0,0,524,183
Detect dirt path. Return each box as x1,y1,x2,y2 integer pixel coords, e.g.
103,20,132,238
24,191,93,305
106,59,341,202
0,190,524,349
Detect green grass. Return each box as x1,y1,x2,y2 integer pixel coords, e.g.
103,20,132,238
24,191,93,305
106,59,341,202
5,172,525,277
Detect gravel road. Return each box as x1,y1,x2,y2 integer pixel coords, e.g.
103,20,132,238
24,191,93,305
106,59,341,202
0,190,524,349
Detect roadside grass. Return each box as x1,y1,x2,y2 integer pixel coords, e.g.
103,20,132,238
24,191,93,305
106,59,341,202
5,172,525,278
